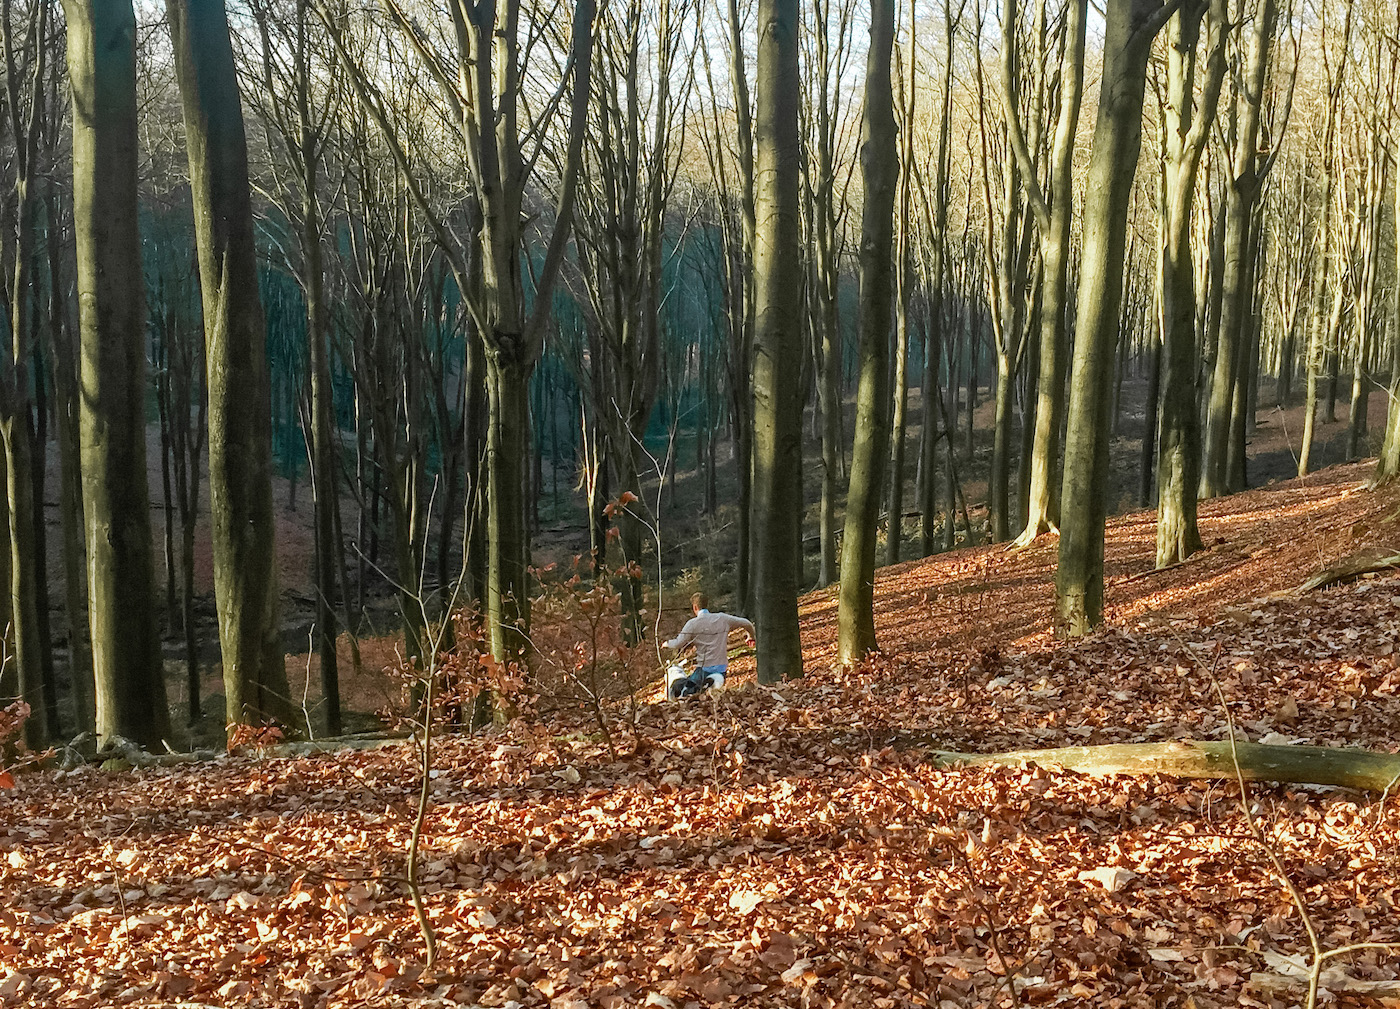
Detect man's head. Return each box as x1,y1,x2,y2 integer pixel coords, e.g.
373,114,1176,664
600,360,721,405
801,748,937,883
691,591,709,615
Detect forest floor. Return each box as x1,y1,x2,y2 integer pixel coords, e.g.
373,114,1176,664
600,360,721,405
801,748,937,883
5,459,1400,1007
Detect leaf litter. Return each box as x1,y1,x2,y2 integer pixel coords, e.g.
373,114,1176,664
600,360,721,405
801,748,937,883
2,463,1400,1008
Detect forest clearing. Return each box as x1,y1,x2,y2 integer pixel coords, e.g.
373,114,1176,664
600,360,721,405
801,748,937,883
4,461,1399,1008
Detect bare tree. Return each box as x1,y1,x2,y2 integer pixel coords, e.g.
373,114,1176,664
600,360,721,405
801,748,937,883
324,0,594,663
837,0,897,664
1153,0,1228,566
166,0,295,727
1055,0,1175,634
1005,0,1090,547
65,0,172,746
0,0,55,746
752,0,805,682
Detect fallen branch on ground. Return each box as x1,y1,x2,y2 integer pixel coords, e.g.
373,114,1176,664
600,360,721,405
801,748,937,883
922,740,1400,793
254,734,413,758
1298,550,1400,593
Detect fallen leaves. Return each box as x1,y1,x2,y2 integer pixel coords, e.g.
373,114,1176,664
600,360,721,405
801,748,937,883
1077,866,1138,893
3,469,1400,1007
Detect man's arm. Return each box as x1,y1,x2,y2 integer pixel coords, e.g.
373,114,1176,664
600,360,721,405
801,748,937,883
726,614,755,640
664,619,698,653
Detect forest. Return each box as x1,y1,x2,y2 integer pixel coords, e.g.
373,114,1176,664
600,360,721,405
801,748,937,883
2,0,1400,1002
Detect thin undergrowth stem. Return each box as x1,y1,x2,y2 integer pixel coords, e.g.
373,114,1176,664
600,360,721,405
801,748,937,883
1193,642,1400,1009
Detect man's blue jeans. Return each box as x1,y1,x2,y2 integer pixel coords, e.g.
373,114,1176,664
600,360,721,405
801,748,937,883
671,664,726,698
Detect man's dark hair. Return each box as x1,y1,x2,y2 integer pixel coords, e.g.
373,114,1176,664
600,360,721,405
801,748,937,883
691,592,709,611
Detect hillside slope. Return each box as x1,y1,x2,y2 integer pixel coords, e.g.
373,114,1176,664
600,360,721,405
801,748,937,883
3,463,1399,1009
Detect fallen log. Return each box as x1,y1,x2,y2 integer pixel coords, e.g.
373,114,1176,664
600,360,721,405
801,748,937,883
922,740,1400,793
1298,550,1400,593
253,734,413,758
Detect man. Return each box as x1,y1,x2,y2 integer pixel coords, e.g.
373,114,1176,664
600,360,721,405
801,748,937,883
663,593,755,698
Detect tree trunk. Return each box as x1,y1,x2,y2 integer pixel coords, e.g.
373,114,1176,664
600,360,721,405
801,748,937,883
886,35,915,568
988,355,1014,542
1374,127,1400,483
818,296,840,584
810,0,842,589
1155,0,1225,566
30,342,60,742
1056,0,1169,635
486,352,530,661
837,0,898,666
1009,0,1088,546
65,0,171,748
48,185,93,735
1199,0,1277,498
751,0,804,683
166,0,293,728
1138,329,1160,508
305,182,340,735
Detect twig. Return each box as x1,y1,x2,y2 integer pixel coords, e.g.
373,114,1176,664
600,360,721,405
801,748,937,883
1195,642,1400,1009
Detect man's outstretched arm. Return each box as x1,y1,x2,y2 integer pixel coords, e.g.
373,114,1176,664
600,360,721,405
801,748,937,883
664,621,698,652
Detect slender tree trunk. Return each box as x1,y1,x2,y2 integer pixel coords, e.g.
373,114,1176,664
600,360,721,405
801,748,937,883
48,188,93,735
818,296,840,584
65,0,171,748
156,351,179,635
1224,218,1262,486
989,354,1014,542
166,0,293,727
886,30,916,567
724,0,757,613
918,11,954,558
305,182,340,735
1056,0,1169,635
3,184,49,748
1375,123,1400,482
1011,0,1088,545
1200,0,1277,498
486,353,530,660
30,337,60,741
1347,133,1385,461
810,0,842,588
1155,0,1225,565
837,0,897,665
887,289,910,563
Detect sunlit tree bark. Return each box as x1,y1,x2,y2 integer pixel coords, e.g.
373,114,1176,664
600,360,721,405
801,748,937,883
752,0,805,682
1056,0,1174,635
836,0,897,665
65,0,171,747
1154,0,1227,566
167,0,294,727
